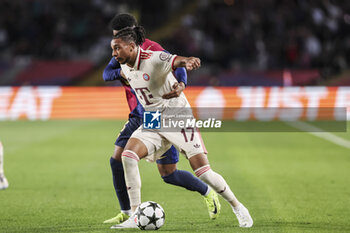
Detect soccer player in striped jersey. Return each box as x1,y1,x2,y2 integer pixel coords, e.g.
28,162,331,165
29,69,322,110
102,14,220,225
109,26,253,229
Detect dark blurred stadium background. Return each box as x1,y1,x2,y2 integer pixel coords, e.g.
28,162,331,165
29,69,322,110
1,3,350,232
0,0,349,86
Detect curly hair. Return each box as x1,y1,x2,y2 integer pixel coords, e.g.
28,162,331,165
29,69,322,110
109,13,138,31
113,26,146,46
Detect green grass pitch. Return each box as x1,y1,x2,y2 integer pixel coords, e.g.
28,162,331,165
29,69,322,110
0,120,349,233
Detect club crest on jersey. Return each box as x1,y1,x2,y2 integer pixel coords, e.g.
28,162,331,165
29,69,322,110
143,73,150,81
159,52,171,61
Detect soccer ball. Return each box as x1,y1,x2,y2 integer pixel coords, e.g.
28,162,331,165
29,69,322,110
136,201,165,230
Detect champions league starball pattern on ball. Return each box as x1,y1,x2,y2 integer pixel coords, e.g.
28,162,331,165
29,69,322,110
136,201,165,230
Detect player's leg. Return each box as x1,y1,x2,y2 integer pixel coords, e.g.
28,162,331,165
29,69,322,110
189,153,239,206
111,128,172,229
121,137,149,211
0,141,9,190
161,128,252,227
111,124,167,229
121,126,171,212
157,146,209,195
104,117,142,224
189,153,253,227
110,146,130,210
104,146,130,224
111,137,148,229
156,147,220,219
158,163,209,195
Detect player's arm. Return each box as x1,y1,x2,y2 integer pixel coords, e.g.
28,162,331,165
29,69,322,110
147,41,188,99
173,56,201,71
162,51,187,99
102,58,124,81
163,51,187,86
146,40,189,86
154,52,200,76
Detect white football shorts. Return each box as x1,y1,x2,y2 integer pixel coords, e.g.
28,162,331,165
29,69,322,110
130,126,207,162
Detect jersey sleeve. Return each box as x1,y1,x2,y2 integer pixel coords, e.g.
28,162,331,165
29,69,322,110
173,67,187,86
161,50,187,85
103,58,122,81
143,39,187,85
152,51,177,74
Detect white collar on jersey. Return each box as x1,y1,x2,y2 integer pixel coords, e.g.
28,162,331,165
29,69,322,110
131,46,142,71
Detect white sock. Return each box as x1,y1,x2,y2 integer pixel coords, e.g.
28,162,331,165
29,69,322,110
121,150,141,208
0,141,4,176
195,165,239,206
233,204,242,212
203,187,211,196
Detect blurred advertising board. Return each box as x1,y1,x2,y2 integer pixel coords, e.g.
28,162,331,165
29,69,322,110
0,86,349,121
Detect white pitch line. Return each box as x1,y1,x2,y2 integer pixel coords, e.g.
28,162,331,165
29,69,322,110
285,121,350,149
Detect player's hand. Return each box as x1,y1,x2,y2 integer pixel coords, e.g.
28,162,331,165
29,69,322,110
162,82,186,99
184,57,200,71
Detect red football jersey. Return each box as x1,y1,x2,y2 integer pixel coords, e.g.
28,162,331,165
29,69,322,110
141,39,165,52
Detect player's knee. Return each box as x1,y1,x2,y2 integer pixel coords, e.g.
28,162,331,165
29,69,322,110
161,170,177,184
157,164,177,177
112,146,123,161
124,138,148,159
121,150,140,164
189,153,209,171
